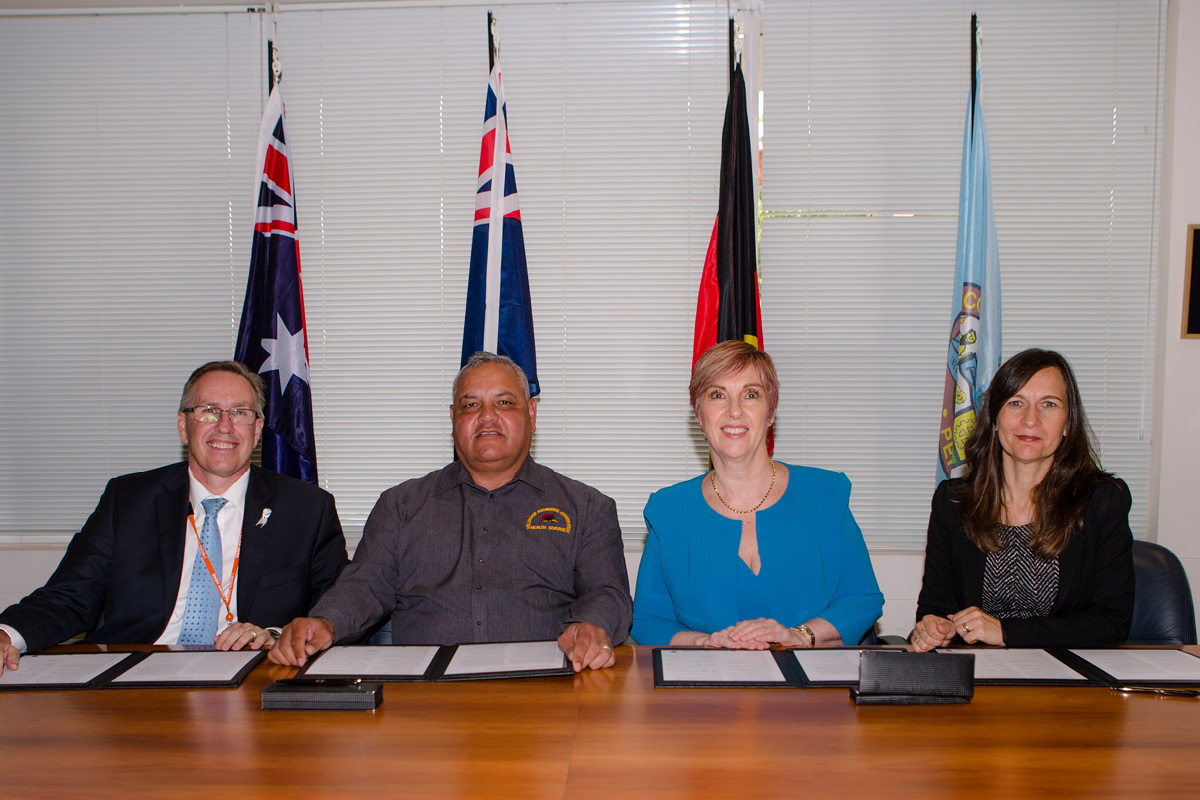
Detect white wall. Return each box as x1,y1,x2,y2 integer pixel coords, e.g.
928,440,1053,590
2,1,1196,639
1150,0,1200,616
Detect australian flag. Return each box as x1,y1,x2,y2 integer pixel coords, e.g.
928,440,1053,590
235,84,319,484
461,64,540,397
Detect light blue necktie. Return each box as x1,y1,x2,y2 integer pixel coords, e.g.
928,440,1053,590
178,497,228,645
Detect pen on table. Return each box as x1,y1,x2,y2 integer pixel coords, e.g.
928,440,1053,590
1112,686,1200,698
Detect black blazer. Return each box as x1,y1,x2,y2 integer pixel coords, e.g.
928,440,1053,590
0,463,348,653
915,476,1134,648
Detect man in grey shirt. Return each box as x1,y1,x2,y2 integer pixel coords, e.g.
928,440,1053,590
271,352,631,672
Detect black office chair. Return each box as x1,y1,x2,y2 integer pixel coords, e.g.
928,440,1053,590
365,618,392,645
1128,540,1197,645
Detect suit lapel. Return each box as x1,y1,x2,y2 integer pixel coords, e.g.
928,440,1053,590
1050,529,1083,613
237,468,270,616
157,465,191,618
960,535,987,608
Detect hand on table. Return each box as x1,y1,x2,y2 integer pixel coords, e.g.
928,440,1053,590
214,622,275,651
949,607,1005,646
558,622,616,672
268,617,335,667
727,618,805,648
699,625,770,650
0,630,20,673
910,614,955,652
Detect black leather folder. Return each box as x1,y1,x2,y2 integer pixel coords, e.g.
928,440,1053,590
850,649,975,705
261,679,383,711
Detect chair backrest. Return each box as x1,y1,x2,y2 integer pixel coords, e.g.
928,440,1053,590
366,619,392,646
1128,540,1198,645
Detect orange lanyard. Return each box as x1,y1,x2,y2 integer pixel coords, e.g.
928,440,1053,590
187,511,242,623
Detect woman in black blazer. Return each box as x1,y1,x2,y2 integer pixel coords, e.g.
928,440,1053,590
912,349,1134,650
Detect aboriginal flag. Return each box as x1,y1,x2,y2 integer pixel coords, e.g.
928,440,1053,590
693,60,763,367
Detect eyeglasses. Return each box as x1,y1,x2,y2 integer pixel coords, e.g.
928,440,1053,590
182,406,260,426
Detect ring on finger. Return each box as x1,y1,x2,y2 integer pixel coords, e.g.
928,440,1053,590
601,644,613,651
250,630,258,641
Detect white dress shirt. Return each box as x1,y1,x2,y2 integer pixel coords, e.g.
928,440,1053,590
155,468,250,644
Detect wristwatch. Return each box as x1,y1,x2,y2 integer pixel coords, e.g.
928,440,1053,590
789,624,816,647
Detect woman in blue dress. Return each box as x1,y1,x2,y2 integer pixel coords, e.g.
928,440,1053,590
631,341,883,648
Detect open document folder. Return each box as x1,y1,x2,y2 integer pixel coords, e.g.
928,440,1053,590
295,641,573,682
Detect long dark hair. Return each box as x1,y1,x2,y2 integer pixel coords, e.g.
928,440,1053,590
957,348,1109,558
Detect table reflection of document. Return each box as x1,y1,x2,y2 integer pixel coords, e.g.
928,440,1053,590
658,649,788,684
111,651,259,683
0,653,130,687
443,641,566,676
936,648,1088,681
305,645,440,678
1071,649,1200,682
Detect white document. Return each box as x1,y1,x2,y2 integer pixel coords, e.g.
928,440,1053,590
934,648,1088,681
792,649,865,683
443,641,565,676
0,653,130,686
1070,649,1200,682
305,645,439,677
110,650,259,683
658,649,788,683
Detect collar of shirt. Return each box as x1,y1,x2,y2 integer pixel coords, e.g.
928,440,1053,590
187,467,251,518
437,456,550,496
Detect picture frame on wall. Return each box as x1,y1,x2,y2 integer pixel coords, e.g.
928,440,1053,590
1184,225,1200,338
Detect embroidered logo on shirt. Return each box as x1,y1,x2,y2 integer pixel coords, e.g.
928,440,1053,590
526,507,572,534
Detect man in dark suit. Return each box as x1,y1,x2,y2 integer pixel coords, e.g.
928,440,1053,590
0,361,347,672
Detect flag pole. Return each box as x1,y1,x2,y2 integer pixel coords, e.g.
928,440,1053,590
487,11,496,71
267,40,276,92
728,18,736,80
969,15,978,132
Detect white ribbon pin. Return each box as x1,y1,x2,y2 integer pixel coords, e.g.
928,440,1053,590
256,508,272,527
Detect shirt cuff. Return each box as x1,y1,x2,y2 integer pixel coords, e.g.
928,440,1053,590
0,623,28,654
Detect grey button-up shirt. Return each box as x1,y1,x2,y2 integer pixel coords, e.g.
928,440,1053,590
312,457,631,645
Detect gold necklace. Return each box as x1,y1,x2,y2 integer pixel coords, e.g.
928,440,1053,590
709,460,776,514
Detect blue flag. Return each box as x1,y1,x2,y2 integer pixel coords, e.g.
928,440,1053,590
235,85,319,484
937,61,1002,483
461,64,540,396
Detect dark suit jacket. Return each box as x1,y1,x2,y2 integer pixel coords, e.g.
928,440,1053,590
0,463,348,653
915,476,1134,648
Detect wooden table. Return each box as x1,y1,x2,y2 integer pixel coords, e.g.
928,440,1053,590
3,645,1199,799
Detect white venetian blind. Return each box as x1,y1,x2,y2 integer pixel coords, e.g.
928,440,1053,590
0,0,1164,552
0,1,729,547
272,1,728,542
0,10,266,534
759,0,1163,546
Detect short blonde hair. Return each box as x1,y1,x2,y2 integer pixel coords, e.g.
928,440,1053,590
689,340,779,416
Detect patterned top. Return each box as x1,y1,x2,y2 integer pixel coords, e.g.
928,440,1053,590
981,524,1060,619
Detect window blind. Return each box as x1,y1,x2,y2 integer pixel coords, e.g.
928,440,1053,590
0,0,1164,551
760,0,1162,546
